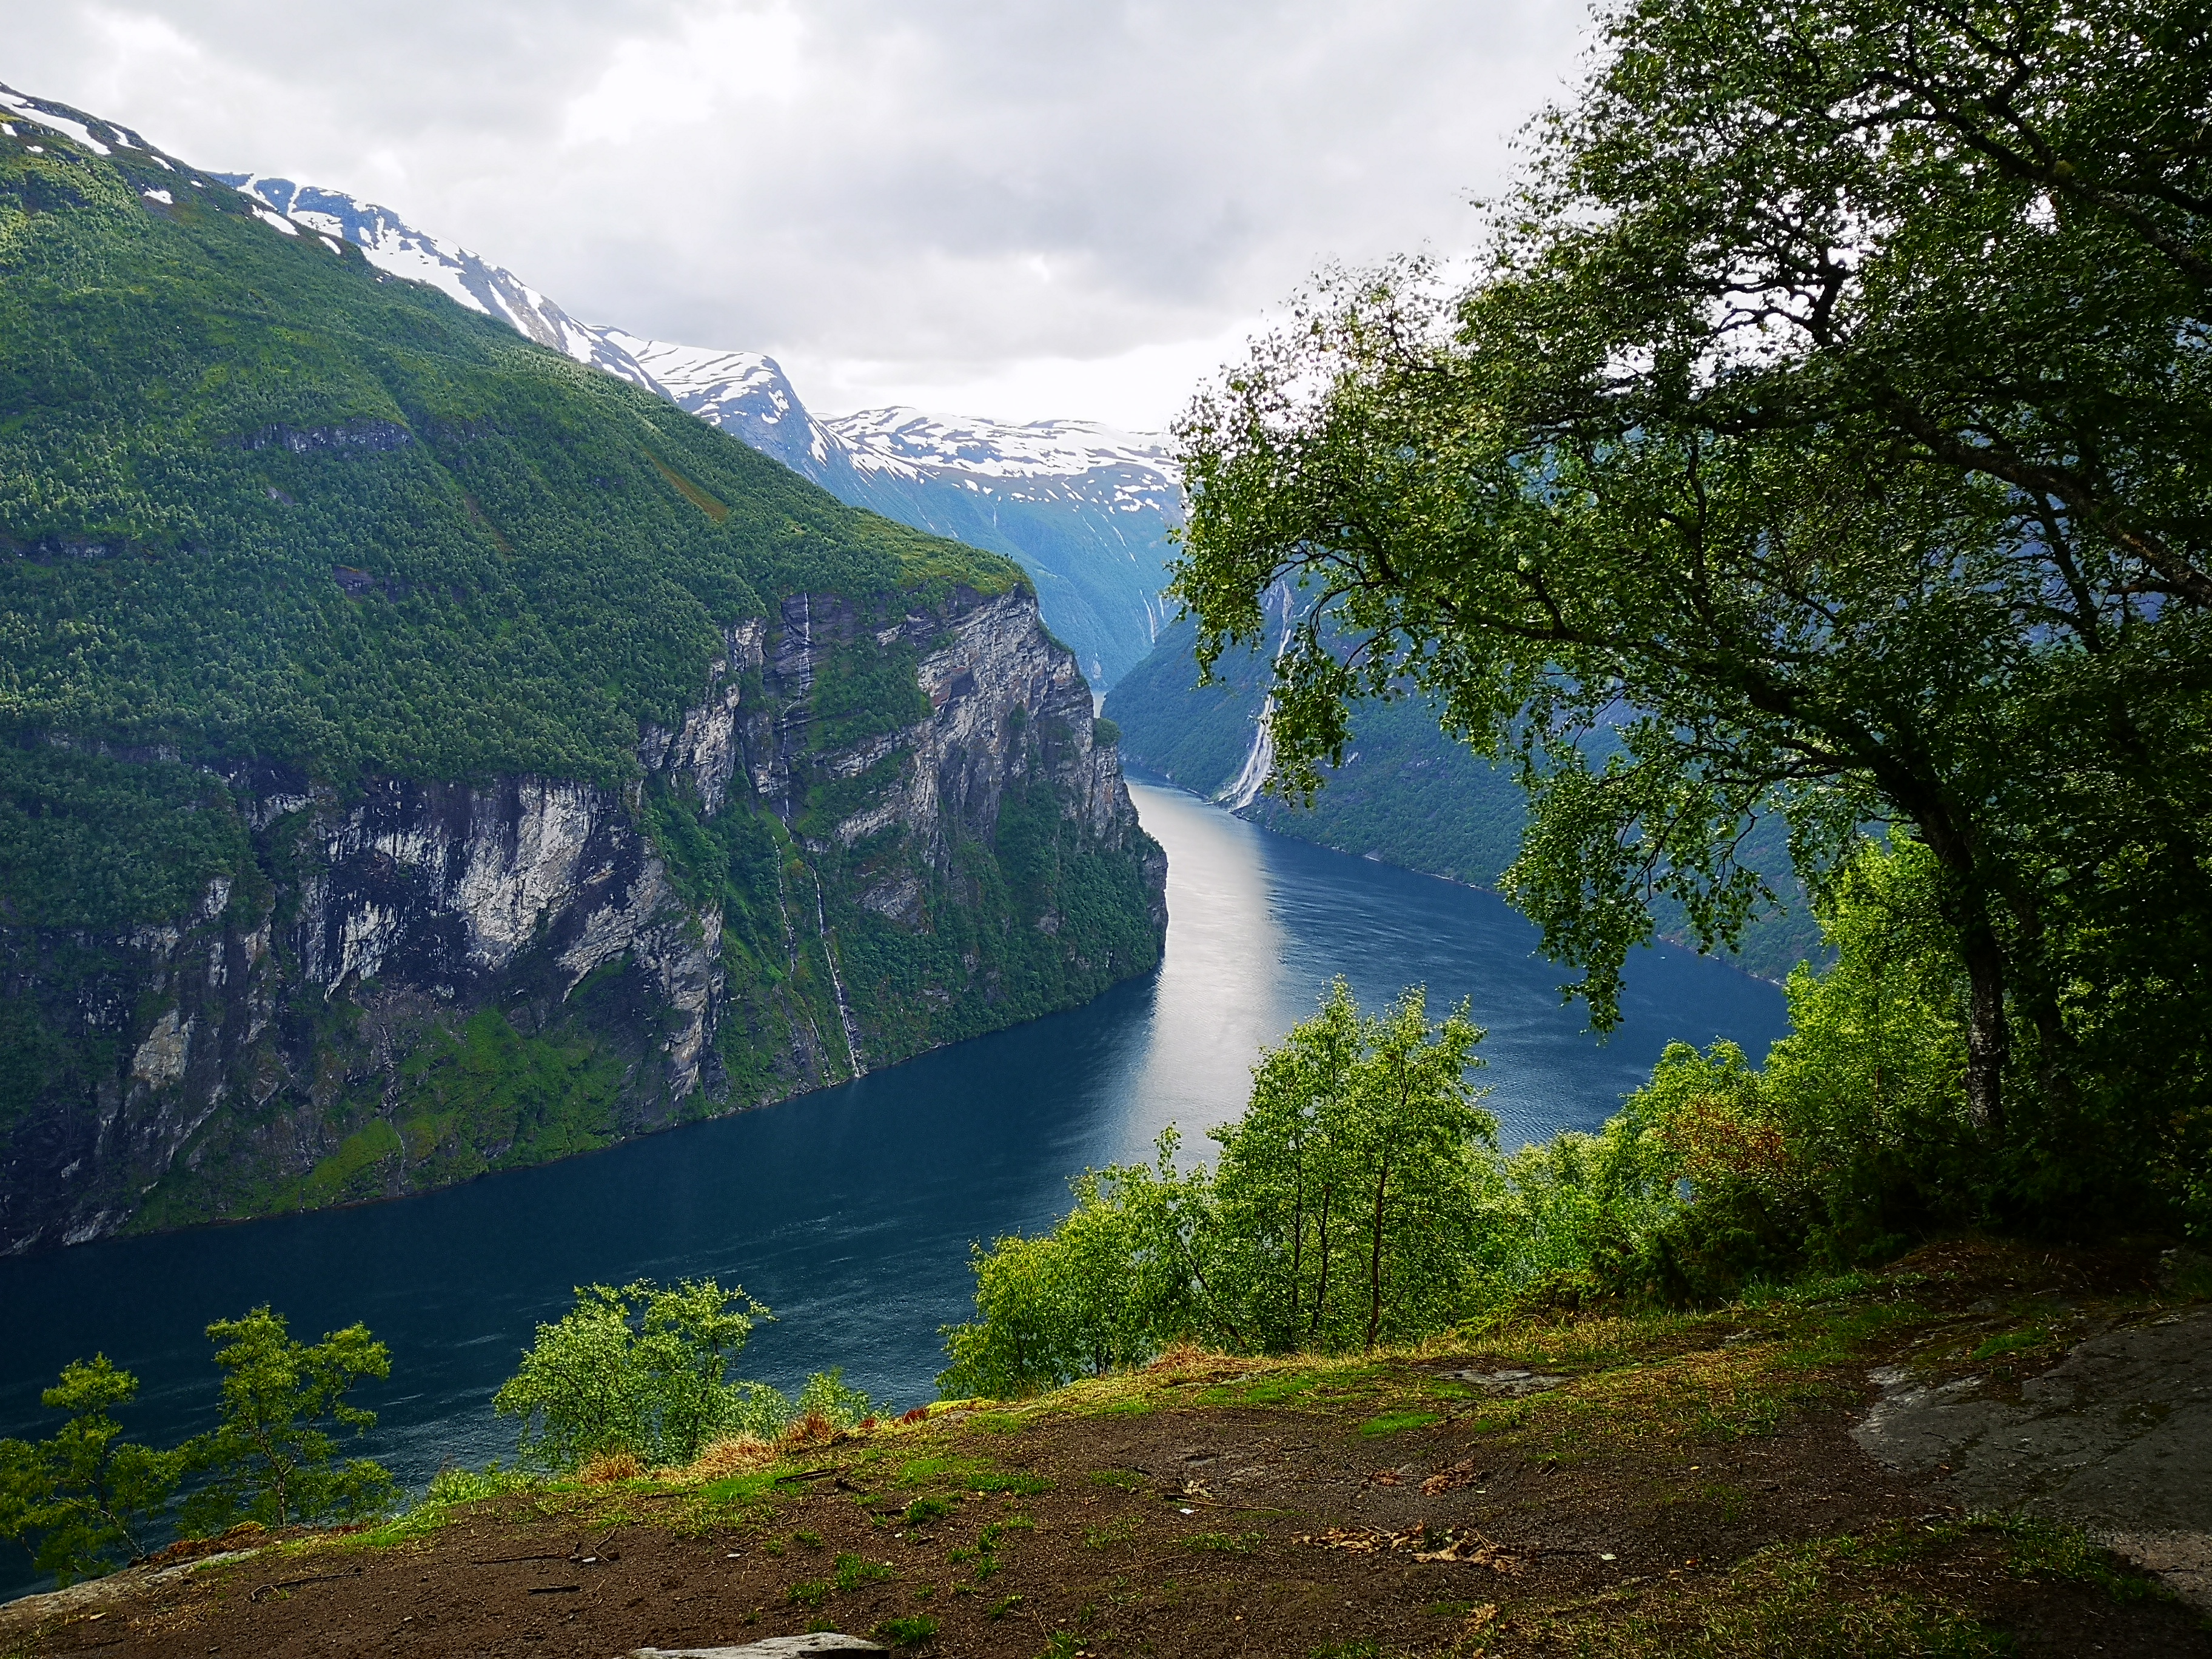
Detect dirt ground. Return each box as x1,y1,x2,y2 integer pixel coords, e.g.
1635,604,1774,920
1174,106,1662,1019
5,1239,2207,1659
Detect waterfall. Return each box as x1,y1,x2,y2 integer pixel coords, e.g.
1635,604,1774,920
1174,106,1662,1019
1217,581,1298,812
813,870,866,1079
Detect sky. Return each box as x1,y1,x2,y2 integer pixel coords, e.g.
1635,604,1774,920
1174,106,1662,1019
2,1,1590,429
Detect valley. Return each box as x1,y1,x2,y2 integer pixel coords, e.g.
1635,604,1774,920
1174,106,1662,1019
4,2,2209,1647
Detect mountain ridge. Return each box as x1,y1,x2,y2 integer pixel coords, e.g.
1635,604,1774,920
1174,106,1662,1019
214,172,1181,688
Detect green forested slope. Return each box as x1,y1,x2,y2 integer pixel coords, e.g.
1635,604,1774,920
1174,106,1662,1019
0,125,1008,819
0,99,1164,1251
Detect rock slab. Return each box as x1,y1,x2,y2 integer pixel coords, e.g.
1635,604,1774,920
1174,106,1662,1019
629,1638,888,1658
1852,1307,2212,1608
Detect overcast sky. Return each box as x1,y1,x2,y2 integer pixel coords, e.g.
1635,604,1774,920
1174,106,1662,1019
5,1,1589,429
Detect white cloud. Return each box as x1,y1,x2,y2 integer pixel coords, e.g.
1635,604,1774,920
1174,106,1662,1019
560,2,806,148
1,0,1587,429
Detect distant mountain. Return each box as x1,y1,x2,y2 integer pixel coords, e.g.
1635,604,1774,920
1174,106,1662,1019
820,407,1181,692
221,176,1179,689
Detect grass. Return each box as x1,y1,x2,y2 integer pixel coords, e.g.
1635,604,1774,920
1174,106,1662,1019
647,452,731,523
877,1614,939,1646
1359,1410,1443,1436
835,1552,894,1590
126,1239,2199,1659
1474,1512,2174,1658
1968,1327,2048,1362
898,1455,1051,1496
1977,1513,2173,1603
1507,1526,2011,1658
788,1551,893,1608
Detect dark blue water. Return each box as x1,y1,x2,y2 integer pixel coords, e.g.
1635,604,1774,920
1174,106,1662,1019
0,782,1786,1590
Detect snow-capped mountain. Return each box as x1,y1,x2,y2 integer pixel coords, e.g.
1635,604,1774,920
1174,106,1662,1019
823,410,1182,685
219,175,1179,688
1,84,172,164
586,327,845,483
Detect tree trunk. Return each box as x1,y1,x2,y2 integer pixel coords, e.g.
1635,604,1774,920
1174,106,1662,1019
1287,1133,1306,1350
1914,805,2011,1143
1961,919,2009,1142
1309,1186,1331,1342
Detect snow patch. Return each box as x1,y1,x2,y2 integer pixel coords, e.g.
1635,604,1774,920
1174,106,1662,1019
0,90,111,155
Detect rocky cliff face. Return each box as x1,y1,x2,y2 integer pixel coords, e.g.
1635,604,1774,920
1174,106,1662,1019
0,586,1164,1254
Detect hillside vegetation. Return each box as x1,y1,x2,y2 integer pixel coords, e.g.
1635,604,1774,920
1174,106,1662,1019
0,96,1164,1248
0,122,1008,823
4,1239,2202,1657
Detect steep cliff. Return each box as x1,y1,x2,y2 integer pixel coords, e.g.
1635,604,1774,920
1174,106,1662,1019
0,89,1164,1253
2,585,1160,1253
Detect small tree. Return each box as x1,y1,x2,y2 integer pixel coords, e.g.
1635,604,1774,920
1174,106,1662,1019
942,982,1499,1376
179,1308,394,1533
938,1139,1214,1398
1209,980,1364,1352
493,1279,785,1470
1339,988,1495,1349
0,1356,184,1586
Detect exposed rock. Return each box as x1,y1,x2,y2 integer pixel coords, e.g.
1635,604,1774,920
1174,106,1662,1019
0,586,1165,1254
1436,1368,1568,1397
628,1639,887,1658
1852,1309,2212,1609
0,1547,263,1640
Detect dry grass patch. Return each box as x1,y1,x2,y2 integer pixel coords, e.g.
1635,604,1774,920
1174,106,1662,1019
577,1450,643,1484
658,1435,779,1483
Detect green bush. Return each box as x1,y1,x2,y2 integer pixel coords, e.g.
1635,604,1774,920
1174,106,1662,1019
791,1367,878,1430
492,1278,786,1469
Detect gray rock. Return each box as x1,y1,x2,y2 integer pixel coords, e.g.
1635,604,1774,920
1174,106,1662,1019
1852,1307,2212,1609
628,1638,887,1658
1439,1367,1568,1397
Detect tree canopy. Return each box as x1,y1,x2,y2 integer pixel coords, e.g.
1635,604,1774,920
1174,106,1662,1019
1170,0,2211,1216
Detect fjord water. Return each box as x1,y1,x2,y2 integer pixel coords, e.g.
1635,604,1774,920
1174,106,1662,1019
0,782,1785,1563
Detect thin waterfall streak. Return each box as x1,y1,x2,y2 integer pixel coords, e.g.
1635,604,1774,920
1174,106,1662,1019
813,871,866,1078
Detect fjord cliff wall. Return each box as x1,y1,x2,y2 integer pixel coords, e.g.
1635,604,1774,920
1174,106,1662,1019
0,586,1164,1253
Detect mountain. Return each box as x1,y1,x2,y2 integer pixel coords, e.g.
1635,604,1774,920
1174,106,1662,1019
1105,617,1826,984
0,85,1165,1253
219,176,1182,690
816,407,1182,691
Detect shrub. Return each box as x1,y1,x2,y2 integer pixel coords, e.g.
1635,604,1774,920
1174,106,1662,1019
178,1308,395,1534
493,1279,785,1470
